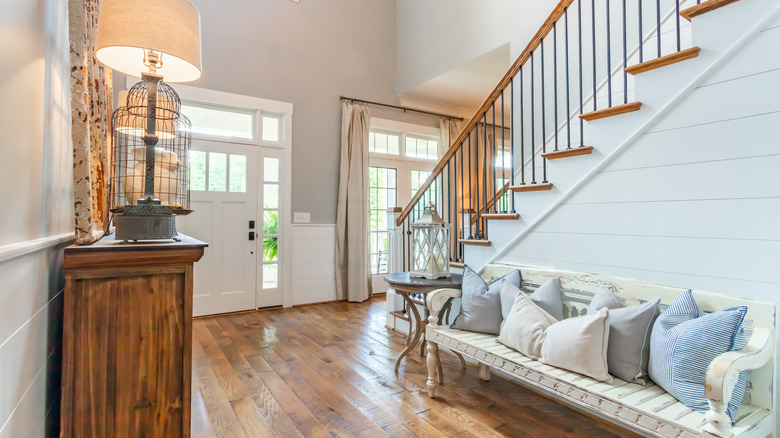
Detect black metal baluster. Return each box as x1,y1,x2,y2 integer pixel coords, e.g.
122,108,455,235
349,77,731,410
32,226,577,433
520,68,526,185
675,0,681,52
578,0,585,147
607,0,612,108
492,101,497,213
592,0,597,112
656,0,661,58
565,9,571,149
623,0,628,104
554,22,559,152
531,53,537,184
501,90,506,213
510,77,516,213
541,39,548,184
459,142,466,249
471,130,479,239
639,0,644,63
482,113,488,236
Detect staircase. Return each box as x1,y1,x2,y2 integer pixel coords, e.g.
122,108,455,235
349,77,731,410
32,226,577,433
389,0,780,275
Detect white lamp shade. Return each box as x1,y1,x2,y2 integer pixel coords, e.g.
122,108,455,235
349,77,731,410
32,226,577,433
96,0,202,83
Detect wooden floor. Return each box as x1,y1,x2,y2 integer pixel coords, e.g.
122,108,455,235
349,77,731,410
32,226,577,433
191,296,640,438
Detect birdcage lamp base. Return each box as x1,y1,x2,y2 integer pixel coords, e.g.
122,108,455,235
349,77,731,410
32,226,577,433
115,201,179,242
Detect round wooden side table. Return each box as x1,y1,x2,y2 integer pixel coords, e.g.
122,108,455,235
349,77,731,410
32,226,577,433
384,272,463,374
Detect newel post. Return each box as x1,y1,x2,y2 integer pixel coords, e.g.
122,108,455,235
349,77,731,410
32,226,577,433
386,207,404,274
385,207,406,331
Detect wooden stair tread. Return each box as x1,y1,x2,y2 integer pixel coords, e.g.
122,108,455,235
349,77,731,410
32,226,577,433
459,239,492,247
481,213,520,220
625,47,701,75
449,262,466,268
580,102,642,121
542,146,594,160
680,0,741,21
509,182,554,192
389,310,410,321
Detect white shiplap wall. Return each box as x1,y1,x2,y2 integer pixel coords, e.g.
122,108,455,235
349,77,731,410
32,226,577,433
0,0,72,436
291,225,337,305
496,15,780,422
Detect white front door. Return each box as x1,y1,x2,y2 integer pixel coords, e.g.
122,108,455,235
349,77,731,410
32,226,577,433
179,139,258,316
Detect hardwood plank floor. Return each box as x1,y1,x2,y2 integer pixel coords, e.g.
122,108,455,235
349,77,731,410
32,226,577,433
192,296,641,437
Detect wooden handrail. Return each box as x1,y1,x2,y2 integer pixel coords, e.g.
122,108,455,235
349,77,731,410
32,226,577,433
397,0,576,226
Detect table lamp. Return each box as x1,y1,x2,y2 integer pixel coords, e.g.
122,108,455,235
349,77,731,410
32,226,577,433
96,0,202,241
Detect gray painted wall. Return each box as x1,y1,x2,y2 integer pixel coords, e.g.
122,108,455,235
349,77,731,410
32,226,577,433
0,0,71,435
171,0,438,224
395,0,558,94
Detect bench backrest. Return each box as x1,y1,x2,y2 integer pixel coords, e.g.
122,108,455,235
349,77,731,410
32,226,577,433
482,264,776,411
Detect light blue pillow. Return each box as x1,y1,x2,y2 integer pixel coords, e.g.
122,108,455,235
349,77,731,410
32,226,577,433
648,290,748,422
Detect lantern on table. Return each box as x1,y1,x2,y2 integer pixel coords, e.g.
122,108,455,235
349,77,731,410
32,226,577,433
96,0,202,242
411,203,451,279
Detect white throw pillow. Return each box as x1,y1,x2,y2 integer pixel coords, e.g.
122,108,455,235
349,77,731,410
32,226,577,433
497,282,558,359
540,308,612,383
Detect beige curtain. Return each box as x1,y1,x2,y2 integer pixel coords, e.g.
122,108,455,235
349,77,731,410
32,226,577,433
335,102,372,302
439,117,461,157
70,0,113,244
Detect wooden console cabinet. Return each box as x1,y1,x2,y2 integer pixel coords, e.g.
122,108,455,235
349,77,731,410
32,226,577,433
61,234,207,438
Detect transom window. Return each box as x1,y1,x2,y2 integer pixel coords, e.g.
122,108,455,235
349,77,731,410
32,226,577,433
405,134,439,160
181,100,282,143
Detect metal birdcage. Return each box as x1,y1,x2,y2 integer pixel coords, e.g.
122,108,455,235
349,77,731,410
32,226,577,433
110,80,192,213
109,77,193,242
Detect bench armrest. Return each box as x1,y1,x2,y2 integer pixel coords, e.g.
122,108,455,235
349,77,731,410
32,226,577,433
704,326,774,437
426,288,462,328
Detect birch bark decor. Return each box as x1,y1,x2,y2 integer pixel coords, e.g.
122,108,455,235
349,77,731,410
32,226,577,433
69,0,113,245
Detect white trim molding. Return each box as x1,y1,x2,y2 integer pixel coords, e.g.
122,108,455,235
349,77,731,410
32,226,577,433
0,233,75,265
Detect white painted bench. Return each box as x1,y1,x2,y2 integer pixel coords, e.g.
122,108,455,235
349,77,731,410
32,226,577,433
424,265,776,438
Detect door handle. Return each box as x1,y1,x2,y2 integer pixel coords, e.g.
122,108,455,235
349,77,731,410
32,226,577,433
249,231,255,241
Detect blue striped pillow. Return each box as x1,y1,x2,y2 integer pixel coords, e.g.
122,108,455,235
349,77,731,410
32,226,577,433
648,290,748,422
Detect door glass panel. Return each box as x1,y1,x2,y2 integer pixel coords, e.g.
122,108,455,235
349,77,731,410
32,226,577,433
190,150,206,191
263,210,278,235
264,184,279,209
263,264,278,289
263,238,278,262
229,154,247,192
368,166,396,274
208,152,227,192
264,157,279,182
262,116,279,142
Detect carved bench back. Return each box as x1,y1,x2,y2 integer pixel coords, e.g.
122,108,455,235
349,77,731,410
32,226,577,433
481,264,776,411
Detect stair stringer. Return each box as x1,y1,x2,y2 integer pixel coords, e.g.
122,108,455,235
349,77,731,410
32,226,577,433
463,0,780,273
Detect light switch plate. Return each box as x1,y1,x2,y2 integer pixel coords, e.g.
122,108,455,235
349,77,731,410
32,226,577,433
293,212,310,223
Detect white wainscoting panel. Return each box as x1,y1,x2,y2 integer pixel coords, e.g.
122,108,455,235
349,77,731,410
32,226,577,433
496,16,780,421
291,225,337,305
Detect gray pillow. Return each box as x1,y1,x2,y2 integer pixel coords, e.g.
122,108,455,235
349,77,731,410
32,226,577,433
500,277,564,324
587,284,622,313
452,267,521,335
589,286,661,384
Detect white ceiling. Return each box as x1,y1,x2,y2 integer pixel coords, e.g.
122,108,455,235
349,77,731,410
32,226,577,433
398,44,511,113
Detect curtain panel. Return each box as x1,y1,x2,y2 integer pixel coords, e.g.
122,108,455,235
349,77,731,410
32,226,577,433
70,0,113,245
335,102,372,302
